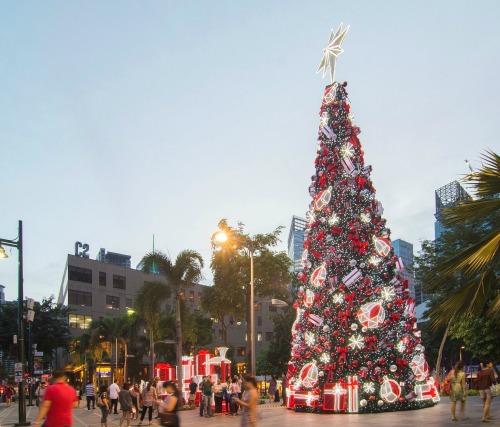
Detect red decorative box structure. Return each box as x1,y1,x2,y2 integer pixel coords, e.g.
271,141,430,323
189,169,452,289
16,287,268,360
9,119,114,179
293,390,319,408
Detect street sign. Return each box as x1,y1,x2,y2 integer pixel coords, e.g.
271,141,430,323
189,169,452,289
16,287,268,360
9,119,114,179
34,351,43,357
15,362,23,370
26,377,34,384
15,369,23,383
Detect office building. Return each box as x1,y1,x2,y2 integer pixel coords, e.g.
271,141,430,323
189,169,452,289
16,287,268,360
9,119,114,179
392,239,416,299
287,216,306,273
435,181,472,240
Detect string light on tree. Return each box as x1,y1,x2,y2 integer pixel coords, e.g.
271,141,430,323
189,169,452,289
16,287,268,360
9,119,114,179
348,334,364,350
363,382,375,394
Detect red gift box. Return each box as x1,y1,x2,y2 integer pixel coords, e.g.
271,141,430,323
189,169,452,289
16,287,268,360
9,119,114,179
294,390,319,408
323,382,347,412
286,386,295,409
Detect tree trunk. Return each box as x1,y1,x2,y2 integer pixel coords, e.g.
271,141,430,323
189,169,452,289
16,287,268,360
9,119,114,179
435,316,454,384
124,341,128,384
176,295,183,404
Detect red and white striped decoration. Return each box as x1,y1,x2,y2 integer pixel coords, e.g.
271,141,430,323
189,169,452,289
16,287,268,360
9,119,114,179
308,313,323,326
341,157,355,175
310,264,327,288
321,124,336,139
396,257,405,272
343,268,362,287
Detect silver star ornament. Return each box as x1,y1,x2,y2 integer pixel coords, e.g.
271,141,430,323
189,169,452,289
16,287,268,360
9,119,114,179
317,23,350,83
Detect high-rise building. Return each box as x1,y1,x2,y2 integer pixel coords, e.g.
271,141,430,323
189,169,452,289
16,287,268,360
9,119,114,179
287,216,306,273
96,248,131,268
392,239,416,299
435,181,472,240
0,284,5,304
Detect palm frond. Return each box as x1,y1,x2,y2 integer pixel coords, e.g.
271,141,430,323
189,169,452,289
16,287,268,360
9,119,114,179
463,150,500,198
140,251,173,276
442,198,500,226
428,228,500,288
427,267,496,330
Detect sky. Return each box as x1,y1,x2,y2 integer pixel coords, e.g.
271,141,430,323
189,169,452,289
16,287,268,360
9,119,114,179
1,1,499,302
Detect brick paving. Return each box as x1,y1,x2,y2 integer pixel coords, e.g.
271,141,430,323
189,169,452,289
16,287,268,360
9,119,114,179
0,397,498,427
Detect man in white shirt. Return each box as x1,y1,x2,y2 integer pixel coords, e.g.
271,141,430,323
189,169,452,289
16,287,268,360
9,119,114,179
108,379,120,414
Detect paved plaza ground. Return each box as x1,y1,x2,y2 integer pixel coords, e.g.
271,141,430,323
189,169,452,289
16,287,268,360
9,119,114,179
0,397,498,427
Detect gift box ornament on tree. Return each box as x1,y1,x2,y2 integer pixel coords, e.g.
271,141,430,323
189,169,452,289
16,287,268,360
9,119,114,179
287,23,436,414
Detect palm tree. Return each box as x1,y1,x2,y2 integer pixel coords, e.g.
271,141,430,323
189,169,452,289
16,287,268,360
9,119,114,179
426,150,500,328
140,250,204,394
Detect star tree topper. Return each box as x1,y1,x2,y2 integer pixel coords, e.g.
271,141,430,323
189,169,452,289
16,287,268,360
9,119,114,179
317,23,350,83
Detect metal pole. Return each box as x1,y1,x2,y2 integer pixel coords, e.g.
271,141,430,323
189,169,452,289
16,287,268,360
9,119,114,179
115,338,118,384
16,220,29,426
250,250,255,375
150,330,154,379
27,322,33,406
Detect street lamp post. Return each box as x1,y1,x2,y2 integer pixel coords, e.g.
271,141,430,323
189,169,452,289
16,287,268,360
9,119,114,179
0,220,30,426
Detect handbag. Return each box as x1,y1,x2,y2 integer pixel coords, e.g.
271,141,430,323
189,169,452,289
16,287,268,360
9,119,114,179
159,413,176,426
490,383,500,397
441,378,451,396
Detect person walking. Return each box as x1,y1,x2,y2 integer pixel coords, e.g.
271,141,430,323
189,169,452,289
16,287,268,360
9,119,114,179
228,376,241,416
86,381,96,410
5,383,15,406
109,379,120,414
233,375,259,427
158,382,181,427
139,380,157,425
477,359,497,422
268,375,277,403
33,369,78,427
449,360,467,421
118,383,133,427
35,382,47,410
213,379,223,413
96,385,110,427
222,377,230,413
130,383,141,420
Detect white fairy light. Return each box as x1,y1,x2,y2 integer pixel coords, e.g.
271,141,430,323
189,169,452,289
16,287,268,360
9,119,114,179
320,353,331,364
381,286,395,301
328,213,339,225
369,256,381,265
363,382,375,394
305,332,316,346
320,111,329,128
396,340,406,353
360,213,370,223
348,334,364,350
332,293,344,304
341,143,354,157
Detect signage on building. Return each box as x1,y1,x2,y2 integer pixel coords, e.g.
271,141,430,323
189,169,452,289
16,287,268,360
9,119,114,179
74,242,90,258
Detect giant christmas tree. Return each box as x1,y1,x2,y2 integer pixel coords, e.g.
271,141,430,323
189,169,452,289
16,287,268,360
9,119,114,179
287,24,439,414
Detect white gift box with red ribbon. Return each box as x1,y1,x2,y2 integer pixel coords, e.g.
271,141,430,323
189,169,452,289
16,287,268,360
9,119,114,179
396,257,405,272
341,157,355,175
415,378,440,403
307,313,323,326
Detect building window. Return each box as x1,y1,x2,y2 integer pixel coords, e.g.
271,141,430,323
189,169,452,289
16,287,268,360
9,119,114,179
257,316,262,326
68,290,92,307
113,275,126,290
68,266,92,284
69,314,92,329
189,291,195,302
106,295,120,310
99,272,106,286
180,289,185,300
237,347,246,357
126,298,133,308
254,302,262,311
257,333,263,342
266,332,273,341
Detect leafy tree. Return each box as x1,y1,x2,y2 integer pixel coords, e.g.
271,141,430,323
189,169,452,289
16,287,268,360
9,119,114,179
208,219,293,369
256,348,274,376
266,306,294,375
140,249,204,393
426,150,500,326
0,295,70,377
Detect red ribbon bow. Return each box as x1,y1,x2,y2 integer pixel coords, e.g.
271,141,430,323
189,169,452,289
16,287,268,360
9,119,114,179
336,346,349,364
338,310,350,328
365,335,378,351
344,292,357,310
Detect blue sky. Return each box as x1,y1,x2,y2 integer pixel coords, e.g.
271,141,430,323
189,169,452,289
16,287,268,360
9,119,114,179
1,1,499,302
